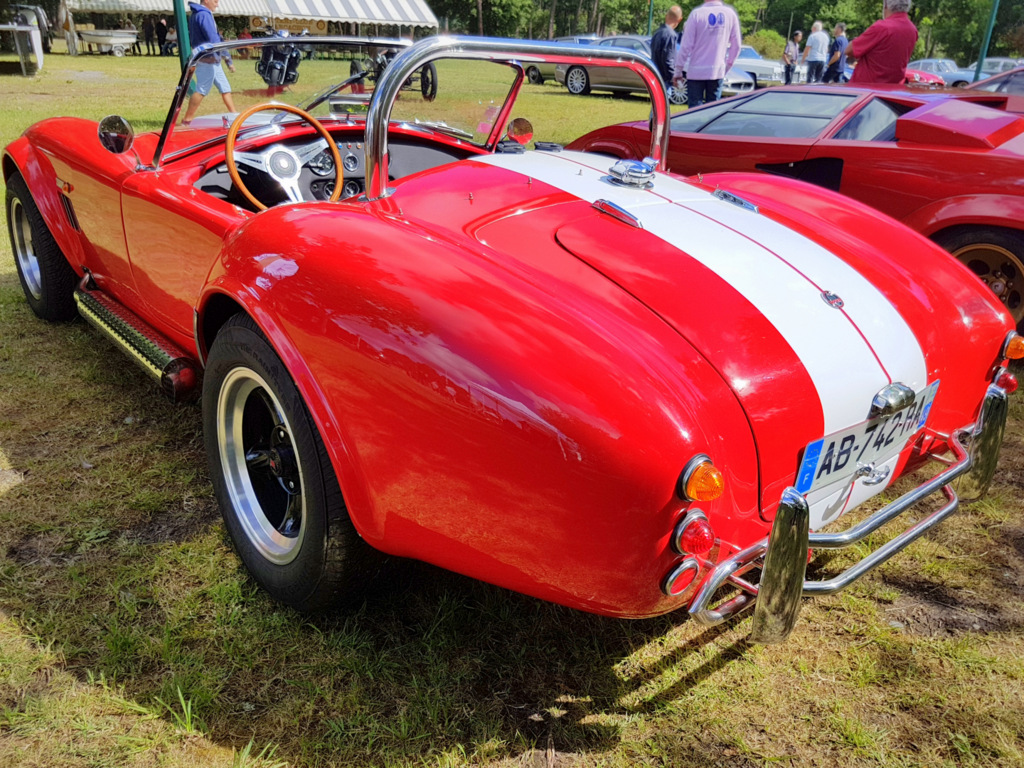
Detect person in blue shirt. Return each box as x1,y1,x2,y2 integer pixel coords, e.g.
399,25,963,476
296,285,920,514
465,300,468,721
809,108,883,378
822,23,848,83
650,6,683,86
181,0,235,125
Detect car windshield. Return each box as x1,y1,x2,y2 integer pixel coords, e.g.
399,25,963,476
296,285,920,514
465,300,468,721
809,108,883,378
738,47,762,59
161,38,519,162
670,91,858,138
936,60,959,72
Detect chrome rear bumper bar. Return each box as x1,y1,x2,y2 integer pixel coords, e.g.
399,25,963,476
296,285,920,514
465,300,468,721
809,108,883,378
689,384,1009,642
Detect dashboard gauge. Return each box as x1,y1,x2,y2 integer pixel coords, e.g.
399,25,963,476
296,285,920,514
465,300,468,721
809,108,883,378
343,153,360,173
308,148,336,177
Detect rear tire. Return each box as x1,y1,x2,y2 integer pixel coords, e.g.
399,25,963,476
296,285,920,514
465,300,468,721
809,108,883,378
526,65,543,84
419,62,437,101
203,314,379,611
565,66,591,95
935,226,1024,332
5,172,77,321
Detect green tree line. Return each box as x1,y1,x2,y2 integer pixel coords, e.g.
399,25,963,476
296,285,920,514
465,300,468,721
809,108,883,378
429,0,1022,64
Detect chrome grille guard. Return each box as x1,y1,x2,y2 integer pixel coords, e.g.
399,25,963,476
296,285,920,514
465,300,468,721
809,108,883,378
688,384,1009,643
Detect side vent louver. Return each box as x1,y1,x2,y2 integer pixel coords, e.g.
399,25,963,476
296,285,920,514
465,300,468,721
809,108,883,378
59,193,81,231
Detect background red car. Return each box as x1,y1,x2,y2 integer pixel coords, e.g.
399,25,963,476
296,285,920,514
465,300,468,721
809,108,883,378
570,84,1024,330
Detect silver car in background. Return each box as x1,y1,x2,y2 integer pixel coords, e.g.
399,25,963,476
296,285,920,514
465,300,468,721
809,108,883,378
526,35,600,84
555,34,754,104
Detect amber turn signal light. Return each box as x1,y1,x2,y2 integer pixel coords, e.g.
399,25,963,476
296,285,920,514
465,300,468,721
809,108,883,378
1003,332,1024,360
679,455,725,502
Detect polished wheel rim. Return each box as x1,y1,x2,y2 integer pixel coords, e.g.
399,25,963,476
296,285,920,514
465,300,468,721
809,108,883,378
218,367,306,565
955,242,1024,323
567,68,587,93
10,198,43,301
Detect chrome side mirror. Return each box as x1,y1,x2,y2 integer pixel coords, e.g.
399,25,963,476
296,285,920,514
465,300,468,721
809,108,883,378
98,115,135,154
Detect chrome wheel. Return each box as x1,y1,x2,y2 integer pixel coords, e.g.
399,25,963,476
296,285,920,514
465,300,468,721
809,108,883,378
955,242,1024,325
9,197,43,301
217,366,306,565
566,66,590,95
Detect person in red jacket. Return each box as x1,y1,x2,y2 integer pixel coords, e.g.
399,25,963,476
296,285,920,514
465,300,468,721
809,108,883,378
847,0,918,84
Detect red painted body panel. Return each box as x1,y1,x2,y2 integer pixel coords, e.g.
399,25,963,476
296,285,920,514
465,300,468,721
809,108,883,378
206,192,763,617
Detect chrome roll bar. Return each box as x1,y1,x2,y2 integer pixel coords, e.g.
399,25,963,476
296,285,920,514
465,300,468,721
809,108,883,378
365,35,671,201
690,383,1010,642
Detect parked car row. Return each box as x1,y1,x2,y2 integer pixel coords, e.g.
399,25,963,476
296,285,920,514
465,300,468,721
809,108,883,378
4,35,1022,645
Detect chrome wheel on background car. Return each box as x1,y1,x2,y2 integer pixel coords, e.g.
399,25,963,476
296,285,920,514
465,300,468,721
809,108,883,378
667,84,687,105
565,66,591,95
937,227,1024,331
203,314,379,611
5,172,78,321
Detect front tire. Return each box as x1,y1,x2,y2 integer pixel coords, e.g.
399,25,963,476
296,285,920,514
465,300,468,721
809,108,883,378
565,66,591,95
5,172,77,321
203,314,378,611
526,65,543,84
667,83,687,105
935,226,1024,331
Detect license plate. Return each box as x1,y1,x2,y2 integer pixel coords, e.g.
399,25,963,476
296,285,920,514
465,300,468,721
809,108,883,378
795,381,940,495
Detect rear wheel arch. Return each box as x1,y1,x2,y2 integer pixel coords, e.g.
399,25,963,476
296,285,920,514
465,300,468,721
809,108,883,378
202,312,382,611
931,224,1024,331
198,285,380,545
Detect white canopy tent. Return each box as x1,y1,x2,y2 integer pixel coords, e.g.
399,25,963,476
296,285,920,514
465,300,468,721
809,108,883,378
61,0,438,33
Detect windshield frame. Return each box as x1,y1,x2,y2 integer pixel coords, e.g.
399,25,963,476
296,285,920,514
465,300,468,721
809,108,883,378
150,36,412,169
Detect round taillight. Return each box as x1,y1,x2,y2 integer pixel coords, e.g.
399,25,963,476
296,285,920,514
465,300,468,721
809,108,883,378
679,455,725,502
671,512,716,555
661,559,700,597
997,369,1018,394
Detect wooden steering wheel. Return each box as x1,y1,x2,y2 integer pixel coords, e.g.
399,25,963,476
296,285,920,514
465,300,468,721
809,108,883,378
225,103,344,211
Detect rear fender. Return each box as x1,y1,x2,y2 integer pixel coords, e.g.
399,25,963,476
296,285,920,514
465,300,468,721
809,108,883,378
3,140,86,273
695,172,1013,441
900,194,1024,239
202,201,762,617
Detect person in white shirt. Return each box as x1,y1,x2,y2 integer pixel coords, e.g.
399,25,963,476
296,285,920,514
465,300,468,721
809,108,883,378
801,21,830,83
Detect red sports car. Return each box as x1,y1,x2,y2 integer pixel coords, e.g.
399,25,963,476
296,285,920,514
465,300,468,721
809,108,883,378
5,37,1020,642
569,84,1024,330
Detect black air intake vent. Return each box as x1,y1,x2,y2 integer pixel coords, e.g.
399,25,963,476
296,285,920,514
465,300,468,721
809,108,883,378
59,193,81,231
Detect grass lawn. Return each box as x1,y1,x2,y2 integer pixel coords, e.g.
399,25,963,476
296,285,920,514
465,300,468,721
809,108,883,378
2,44,1024,768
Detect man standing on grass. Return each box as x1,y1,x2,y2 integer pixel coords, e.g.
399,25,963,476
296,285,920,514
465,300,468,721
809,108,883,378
802,21,830,83
847,0,918,84
822,22,848,83
181,0,236,126
672,0,741,109
651,6,683,87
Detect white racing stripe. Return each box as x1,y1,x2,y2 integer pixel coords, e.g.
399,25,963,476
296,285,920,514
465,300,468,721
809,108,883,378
474,151,927,435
